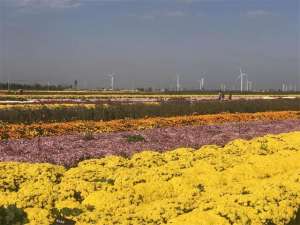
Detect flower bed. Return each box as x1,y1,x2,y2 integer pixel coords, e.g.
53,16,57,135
1,111,299,140
0,99,299,124
0,132,300,225
1,119,300,167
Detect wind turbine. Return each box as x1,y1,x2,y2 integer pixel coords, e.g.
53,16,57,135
236,68,248,92
108,73,115,91
220,83,226,92
198,79,204,91
247,81,252,91
198,72,205,91
282,82,287,92
176,74,180,92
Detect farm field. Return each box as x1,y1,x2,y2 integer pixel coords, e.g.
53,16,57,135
1,0,299,224
0,111,299,140
0,90,299,103
0,95,300,225
1,118,300,167
0,98,299,124
0,132,300,225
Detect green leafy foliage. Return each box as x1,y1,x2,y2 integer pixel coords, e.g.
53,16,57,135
125,134,146,143
0,99,299,124
82,130,94,141
0,205,28,225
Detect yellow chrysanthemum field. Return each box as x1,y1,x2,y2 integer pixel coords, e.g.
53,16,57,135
1,131,300,225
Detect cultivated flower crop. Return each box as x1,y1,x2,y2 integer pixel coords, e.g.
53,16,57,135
1,111,299,140
0,131,300,225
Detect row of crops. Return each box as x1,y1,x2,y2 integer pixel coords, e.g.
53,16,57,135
0,132,300,225
0,99,299,124
1,90,299,97
0,111,299,140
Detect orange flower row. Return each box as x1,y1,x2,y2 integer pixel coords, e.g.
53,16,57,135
0,111,299,140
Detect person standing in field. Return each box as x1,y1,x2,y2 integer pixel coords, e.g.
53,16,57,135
218,92,222,101
222,92,225,100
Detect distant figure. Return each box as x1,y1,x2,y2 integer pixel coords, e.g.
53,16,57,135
221,92,225,101
228,93,232,100
218,92,222,101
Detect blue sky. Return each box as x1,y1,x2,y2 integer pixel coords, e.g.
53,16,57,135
0,0,299,90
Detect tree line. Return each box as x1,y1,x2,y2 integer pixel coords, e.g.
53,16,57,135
0,82,72,91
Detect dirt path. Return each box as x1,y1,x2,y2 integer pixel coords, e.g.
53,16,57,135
1,119,299,167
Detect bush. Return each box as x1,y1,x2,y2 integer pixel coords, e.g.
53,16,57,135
82,130,94,141
288,208,300,225
0,205,28,225
125,134,145,143
0,122,10,140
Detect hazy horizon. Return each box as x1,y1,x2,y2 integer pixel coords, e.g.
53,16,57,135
0,0,299,90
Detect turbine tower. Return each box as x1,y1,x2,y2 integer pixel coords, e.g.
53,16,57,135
220,83,226,92
108,73,115,91
198,78,204,91
247,81,252,91
198,72,205,91
176,74,180,92
237,68,247,92
282,82,287,92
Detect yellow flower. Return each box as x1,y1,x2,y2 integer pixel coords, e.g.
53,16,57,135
0,131,299,224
